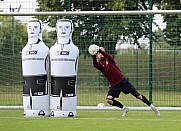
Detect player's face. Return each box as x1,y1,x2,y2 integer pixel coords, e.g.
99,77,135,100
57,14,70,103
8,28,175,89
56,21,72,37
27,22,41,37
98,52,104,60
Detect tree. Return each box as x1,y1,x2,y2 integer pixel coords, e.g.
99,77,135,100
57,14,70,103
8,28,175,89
36,0,116,56
42,29,56,48
35,0,160,57
0,16,27,55
158,0,181,47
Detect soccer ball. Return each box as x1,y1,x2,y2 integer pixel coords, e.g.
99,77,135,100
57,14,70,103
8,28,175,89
88,44,99,55
97,103,105,108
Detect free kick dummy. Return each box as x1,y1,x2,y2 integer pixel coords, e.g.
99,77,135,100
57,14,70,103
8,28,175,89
50,19,79,117
22,19,49,117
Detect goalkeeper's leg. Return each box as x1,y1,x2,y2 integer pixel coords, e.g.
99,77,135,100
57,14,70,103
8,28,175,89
106,96,129,117
131,90,160,116
131,90,152,106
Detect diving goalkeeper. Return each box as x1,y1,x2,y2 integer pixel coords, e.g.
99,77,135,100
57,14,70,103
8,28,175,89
88,45,160,117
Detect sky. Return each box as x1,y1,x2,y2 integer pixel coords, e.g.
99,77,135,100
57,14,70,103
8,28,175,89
0,0,37,22
0,0,37,12
152,6,166,31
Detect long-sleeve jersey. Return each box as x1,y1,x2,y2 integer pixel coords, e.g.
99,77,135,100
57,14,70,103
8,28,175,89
92,49,125,86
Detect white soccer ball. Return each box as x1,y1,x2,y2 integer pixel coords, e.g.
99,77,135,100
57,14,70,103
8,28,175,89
97,103,105,108
88,44,99,55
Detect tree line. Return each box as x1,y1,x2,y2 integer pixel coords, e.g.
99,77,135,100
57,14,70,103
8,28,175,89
0,0,181,56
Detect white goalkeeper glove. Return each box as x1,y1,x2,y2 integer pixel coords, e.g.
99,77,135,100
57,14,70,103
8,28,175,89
88,44,99,55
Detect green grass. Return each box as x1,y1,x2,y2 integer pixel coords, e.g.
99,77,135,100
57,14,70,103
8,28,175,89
0,110,181,131
0,86,181,106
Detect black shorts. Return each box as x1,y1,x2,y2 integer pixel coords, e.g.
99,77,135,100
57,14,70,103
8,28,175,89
107,78,140,98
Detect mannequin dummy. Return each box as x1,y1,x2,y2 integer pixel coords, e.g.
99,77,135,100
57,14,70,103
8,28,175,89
22,19,49,117
50,19,79,117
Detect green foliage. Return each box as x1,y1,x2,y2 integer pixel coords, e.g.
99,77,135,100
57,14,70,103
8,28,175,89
158,0,181,47
162,14,181,47
42,29,56,48
35,0,70,27
0,16,27,55
35,0,157,57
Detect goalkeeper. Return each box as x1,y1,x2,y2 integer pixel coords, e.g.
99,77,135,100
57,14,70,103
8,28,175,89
89,45,160,117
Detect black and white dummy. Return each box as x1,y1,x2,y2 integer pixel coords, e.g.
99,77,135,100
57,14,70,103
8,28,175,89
50,19,79,117
21,19,49,117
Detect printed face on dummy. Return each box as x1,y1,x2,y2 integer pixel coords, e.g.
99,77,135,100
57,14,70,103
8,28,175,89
27,21,41,38
56,21,72,38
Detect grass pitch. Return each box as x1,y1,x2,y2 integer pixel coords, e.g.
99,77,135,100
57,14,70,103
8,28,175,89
0,110,181,131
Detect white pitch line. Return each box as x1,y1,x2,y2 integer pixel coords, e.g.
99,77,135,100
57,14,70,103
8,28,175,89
72,118,181,122
1,106,181,111
1,116,181,122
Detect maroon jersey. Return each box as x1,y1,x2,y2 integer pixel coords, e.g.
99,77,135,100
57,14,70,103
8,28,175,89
92,49,125,86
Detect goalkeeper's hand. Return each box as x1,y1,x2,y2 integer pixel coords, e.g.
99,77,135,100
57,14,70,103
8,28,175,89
88,44,99,55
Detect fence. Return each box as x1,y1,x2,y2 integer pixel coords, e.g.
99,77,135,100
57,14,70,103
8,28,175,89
0,8,181,109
